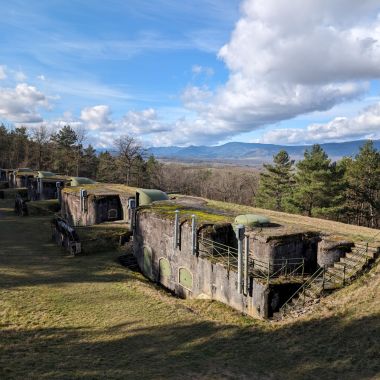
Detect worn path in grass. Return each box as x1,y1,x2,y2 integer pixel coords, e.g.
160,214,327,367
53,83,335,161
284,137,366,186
0,199,379,380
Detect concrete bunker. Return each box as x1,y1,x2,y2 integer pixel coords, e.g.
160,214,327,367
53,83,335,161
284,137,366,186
132,199,327,318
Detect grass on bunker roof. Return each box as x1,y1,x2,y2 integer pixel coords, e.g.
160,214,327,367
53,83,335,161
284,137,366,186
0,198,379,380
206,199,380,244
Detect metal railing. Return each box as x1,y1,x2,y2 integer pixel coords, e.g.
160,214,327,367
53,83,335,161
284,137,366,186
248,257,305,282
198,236,305,283
198,237,239,272
280,234,380,317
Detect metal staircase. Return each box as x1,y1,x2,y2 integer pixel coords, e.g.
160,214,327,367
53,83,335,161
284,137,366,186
277,242,379,319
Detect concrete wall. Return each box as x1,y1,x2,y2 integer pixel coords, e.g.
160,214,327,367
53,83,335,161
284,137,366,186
317,238,354,267
133,211,269,318
62,192,132,226
249,232,319,274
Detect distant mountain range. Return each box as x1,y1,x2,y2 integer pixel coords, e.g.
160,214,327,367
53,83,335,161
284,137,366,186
147,139,380,164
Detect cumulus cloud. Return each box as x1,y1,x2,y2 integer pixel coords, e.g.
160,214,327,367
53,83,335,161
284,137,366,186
120,108,170,135
80,105,112,130
158,0,380,145
0,83,50,123
261,102,380,144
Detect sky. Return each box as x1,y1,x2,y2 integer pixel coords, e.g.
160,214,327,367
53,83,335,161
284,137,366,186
1,0,380,148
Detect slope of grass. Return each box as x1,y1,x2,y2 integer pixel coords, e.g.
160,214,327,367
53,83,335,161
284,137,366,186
0,199,379,379
207,199,380,244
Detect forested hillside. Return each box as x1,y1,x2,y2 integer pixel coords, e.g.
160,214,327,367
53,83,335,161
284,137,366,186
1,124,379,228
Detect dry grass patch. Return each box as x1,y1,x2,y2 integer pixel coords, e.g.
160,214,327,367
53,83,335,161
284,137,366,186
0,199,379,380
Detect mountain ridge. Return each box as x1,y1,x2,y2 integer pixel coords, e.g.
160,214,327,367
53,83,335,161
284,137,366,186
147,139,380,162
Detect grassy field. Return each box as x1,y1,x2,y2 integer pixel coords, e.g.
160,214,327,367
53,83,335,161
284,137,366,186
0,199,379,379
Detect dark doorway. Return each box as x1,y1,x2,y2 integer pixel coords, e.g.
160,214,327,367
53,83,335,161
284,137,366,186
96,196,123,223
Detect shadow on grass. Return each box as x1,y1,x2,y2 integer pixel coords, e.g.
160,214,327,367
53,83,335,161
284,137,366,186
1,314,379,380
0,202,133,289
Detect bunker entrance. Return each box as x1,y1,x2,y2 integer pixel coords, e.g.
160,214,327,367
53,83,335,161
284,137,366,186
267,283,303,318
95,195,124,224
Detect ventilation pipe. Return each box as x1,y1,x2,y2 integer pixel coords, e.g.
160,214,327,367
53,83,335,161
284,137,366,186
244,235,249,295
235,224,245,294
191,214,197,255
173,210,180,249
128,198,136,228
80,188,87,212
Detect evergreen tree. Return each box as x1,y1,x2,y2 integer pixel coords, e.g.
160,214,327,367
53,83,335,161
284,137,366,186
345,141,380,227
50,125,79,174
292,144,335,216
80,145,99,179
96,151,118,183
255,150,294,211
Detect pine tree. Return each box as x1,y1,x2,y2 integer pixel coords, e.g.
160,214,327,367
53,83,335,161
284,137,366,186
255,150,294,211
80,145,99,179
292,144,335,216
50,125,79,174
345,141,380,227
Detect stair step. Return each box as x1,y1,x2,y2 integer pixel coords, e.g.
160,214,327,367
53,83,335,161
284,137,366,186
345,252,368,263
351,249,376,259
334,261,356,270
326,268,345,280
304,288,320,298
354,244,379,253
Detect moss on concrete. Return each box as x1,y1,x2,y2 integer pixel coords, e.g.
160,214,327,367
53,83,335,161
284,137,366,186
141,201,233,224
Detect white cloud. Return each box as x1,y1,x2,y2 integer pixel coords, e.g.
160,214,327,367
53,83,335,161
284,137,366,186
157,0,380,145
80,105,112,130
192,65,214,76
0,65,6,80
262,102,380,144
120,108,170,135
37,74,46,81
0,83,50,123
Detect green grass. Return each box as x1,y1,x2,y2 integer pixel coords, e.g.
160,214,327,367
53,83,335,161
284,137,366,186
207,199,380,244
0,199,379,379
27,199,60,216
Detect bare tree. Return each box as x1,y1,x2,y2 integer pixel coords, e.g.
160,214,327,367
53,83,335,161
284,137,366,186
114,135,145,185
32,125,50,169
74,125,87,176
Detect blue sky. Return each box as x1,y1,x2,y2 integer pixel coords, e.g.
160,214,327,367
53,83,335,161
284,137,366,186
1,0,380,147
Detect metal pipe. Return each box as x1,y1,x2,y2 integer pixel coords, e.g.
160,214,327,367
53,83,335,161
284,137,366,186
235,224,245,294
244,235,249,295
191,214,197,255
173,210,180,249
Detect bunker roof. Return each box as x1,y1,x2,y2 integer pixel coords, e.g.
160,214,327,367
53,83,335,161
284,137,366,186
15,169,38,177
62,182,137,197
70,177,97,187
37,171,56,178
137,188,169,205
141,194,380,244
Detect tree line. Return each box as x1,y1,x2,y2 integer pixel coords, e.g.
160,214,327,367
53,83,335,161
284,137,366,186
255,142,380,228
0,123,378,228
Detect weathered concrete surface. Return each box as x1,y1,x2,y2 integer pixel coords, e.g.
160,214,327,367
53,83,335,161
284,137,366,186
248,231,320,274
317,238,354,267
133,210,269,318
61,192,130,226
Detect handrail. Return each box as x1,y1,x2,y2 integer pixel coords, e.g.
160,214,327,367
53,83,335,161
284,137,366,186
199,236,305,282
280,267,324,314
279,232,380,318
